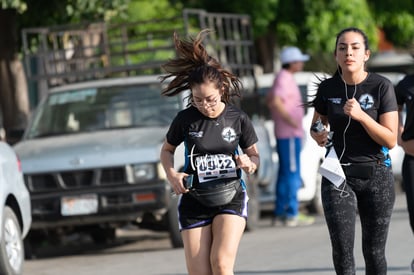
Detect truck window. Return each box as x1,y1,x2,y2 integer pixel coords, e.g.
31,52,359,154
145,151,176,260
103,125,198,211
27,83,182,139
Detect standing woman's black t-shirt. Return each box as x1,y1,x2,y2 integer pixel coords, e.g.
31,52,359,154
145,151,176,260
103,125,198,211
395,74,414,141
166,104,258,187
313,73,398,165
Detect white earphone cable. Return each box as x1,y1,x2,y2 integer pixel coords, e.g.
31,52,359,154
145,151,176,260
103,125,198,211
334,75,357,198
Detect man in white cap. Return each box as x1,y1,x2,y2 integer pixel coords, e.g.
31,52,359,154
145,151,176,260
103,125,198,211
267,46,314,227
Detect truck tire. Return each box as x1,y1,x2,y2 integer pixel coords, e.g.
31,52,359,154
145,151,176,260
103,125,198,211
90,226,116,244
167,195,183,248
0,206,24,275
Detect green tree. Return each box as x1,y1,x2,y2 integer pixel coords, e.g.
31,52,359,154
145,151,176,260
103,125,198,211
176,0,280,73
368,0,414,48
0,2,28,143
119,0,181,22
175,0,413,73
300,0,378,72
0,0,129,143
177,0,377,72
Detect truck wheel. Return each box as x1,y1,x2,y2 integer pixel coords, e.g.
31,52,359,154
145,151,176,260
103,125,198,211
167,195,183,248
245,180,260,231
0,206,24,275
90,227,116,244
23,238,35,260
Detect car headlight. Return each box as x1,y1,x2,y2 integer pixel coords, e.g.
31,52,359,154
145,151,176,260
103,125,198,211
126,163,156,183
157,163,167,180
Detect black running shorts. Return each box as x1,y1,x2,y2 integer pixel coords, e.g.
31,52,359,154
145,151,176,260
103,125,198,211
178,189,248,230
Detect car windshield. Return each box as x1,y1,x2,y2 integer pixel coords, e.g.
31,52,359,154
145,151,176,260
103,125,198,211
26,83,182,139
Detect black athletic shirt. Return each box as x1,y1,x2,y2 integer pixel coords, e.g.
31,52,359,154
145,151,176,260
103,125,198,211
166,104,258,186
395,74,414,141
314,73,398,165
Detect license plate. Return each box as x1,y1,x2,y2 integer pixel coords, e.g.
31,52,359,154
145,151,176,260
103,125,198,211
61,194,98,216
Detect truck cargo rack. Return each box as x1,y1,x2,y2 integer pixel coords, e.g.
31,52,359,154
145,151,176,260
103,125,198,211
22,9,257,93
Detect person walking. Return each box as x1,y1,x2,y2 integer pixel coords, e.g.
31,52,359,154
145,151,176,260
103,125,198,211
395,73,414,271
267,46,315,227
309,27,398,275
159,29,260,275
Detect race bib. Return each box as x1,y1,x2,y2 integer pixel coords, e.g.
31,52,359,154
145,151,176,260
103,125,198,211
195,154,237,183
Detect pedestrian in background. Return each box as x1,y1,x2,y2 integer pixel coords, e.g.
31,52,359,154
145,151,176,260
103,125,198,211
267,46,315,227
159,29,260,275
309,27,398,275
395,73,414,271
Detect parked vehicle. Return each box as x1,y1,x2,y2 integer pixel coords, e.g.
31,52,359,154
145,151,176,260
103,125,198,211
0,141,31,274
14,75,187,248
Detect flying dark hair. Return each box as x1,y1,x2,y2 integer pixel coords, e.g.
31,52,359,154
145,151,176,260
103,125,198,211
159,29,242,104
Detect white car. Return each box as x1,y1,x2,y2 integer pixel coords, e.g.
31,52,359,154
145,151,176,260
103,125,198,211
0,141,32,275
254,71,329,214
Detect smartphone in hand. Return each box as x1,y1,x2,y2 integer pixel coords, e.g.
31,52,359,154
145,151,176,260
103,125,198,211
183,175,194,189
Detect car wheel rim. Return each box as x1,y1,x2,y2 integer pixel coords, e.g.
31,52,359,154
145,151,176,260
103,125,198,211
4,218,22,271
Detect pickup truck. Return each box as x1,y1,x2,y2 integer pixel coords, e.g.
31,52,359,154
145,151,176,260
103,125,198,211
14,75,185,248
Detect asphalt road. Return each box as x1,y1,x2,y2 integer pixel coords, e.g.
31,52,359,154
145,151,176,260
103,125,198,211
24,190,414,275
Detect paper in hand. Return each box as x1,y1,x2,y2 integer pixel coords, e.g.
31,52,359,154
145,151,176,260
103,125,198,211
318,148,345,187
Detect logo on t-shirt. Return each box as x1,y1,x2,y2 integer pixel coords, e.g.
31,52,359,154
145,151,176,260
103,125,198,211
222,127,237,143
328,98,342,104
358,94,374,110
189,131,203,138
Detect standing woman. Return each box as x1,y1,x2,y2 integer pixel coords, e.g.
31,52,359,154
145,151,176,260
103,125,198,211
395,73,414,271
159,29,259,275
309,27,398,274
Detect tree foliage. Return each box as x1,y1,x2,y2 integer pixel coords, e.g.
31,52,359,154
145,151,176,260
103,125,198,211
1,0,27,12
173,0,413,73
175,0,279,37
0,0,132,143
120,0,182,22
0,0,412,62
368,0,414,48
2,0,413,66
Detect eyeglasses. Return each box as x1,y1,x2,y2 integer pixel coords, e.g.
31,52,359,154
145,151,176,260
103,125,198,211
191,94,221,108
